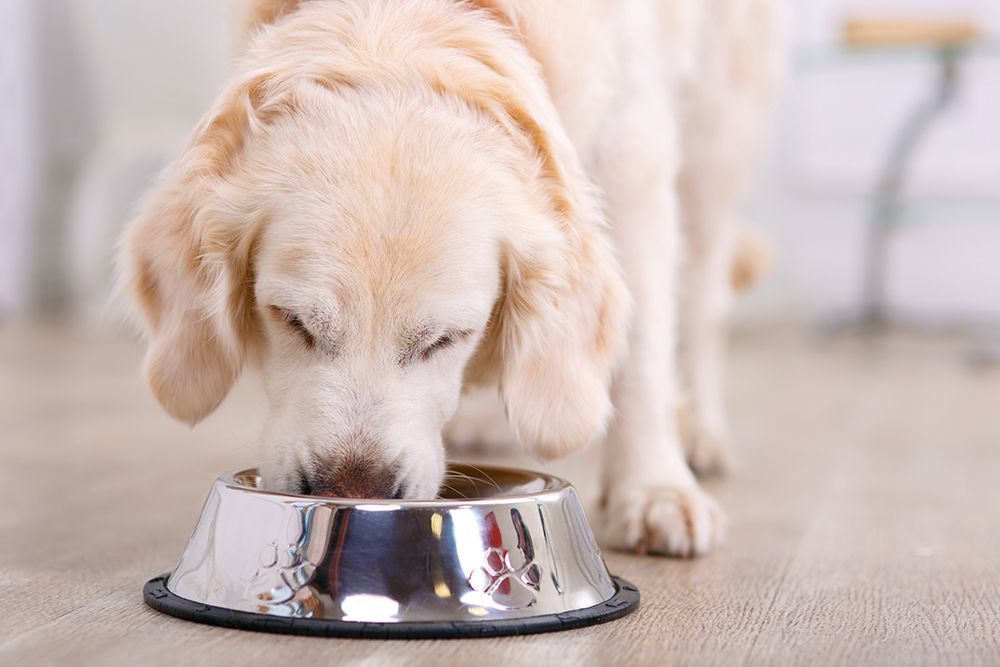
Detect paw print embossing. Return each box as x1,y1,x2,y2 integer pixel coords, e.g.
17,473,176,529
245,540,318,609
240,507,325,616
466,509,541,609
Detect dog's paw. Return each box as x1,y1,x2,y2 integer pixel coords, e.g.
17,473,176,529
595,482,727,557
678,404,735,476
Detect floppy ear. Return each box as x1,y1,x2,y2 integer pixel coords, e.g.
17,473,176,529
118,80,272,425
486,221,630,462
447,31,631,461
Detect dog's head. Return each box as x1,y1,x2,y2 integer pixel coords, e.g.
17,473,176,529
120,5,628,499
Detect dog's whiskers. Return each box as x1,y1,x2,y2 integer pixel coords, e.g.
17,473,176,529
456,463,504,493
437,482,469,499
443,462,504,497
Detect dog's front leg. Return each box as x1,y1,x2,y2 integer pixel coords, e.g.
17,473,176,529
589,87,726,558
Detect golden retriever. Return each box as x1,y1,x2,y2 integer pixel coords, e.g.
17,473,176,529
119,0,783,555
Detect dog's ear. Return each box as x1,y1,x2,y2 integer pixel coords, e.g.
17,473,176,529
452,35,631,461
118,79,275,425
485,223,630,462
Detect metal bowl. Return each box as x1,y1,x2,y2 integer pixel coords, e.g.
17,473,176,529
144,465,638,638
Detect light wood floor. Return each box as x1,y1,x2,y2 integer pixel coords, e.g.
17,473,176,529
2,321,999,666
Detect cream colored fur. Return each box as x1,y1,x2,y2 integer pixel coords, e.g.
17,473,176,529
120,0,783,556
676,0,785,476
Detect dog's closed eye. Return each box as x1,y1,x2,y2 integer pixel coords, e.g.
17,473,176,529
270,306,315,349
399,328,474,365
421,333,457,361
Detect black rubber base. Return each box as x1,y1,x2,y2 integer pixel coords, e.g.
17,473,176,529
144,574,639,639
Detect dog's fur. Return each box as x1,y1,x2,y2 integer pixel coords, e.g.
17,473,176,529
120,0,783,555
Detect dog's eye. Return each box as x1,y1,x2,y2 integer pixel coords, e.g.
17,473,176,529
421,333,455,361
419,329,474,362
271,306,314,348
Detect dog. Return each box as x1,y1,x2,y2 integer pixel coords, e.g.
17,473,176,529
119,0,783,556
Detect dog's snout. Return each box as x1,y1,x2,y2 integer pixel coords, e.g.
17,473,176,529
303,456,403,499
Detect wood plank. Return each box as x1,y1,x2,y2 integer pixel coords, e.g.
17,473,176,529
843,19,980,48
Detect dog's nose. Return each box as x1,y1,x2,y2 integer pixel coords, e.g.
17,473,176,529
304,457,402,499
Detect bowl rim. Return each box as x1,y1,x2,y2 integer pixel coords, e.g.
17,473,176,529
219,464,573,508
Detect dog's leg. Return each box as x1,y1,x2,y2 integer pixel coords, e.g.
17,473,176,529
677,208,772,476
675,16,743,476
676,0,785,475
677,170,740,476
589,47,725,558
593,145,727,556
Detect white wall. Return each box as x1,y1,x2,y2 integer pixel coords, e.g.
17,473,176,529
62,0,231,132
0,0,42,316
2,0,231,319
62,0,232,320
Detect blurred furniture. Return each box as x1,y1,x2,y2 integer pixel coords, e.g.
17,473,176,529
848,19,977,331
813,19,1000,335
843,19,979,49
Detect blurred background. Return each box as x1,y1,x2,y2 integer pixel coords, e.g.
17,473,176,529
739,0,1000,332
1,0,999,329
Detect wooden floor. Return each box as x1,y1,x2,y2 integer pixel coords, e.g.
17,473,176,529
2,321,999,666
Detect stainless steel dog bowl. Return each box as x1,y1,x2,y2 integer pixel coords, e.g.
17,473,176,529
144,465,638,638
